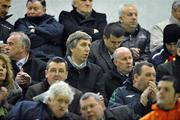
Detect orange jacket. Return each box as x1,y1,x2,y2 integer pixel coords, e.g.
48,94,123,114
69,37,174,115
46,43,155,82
140,99,180,120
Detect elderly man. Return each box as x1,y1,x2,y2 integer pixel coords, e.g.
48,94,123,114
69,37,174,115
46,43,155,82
6,81,83,120
5,32,46,96
65,31,105,96
0,0,13,43
140,75,180,120
104,47,133,101
109,61,157,117
150,1,180,52
118,3,150,62
59,0,107,41
25,56,82,114
88,22,125,73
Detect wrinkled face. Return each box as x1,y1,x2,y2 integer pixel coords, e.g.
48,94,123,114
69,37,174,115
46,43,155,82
6,35,24,60
0,0,11,17
73,0,93,14
46,62,68,85
70,39,91,64
165,42,177,55
47,95,70,118
104,35,124,53
26,1,45,17
0,59,7,82
114,50,133,74
172,5,180,22
157,81,179,110
80,97,105,120
119,5,138,31
134,65,156,92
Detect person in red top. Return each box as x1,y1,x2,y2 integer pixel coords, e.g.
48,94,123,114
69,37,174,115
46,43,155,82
140,75,180,120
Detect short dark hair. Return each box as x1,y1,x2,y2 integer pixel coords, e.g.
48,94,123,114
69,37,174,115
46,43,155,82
159,75,180,93
103,22,125,38
26,0,46,7
46,57,68,70
133,61,154,76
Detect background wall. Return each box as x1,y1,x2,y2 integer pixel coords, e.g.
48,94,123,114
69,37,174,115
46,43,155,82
8,0,175,31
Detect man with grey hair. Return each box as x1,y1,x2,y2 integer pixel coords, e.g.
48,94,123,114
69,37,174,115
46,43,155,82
6,81,83,119
150,0,180,52
156,38,180,84
59,0,107,42
118,3,150,62
4,32,46,96
65,31,105,97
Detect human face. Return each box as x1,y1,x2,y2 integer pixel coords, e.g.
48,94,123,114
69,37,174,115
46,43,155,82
74,0,93,15
104,35,124,53
172,5,180,22
165,43,177,55
0,0,11,17
46,62,68,85
47,95,70,118
6,35,24,60
119,5,138,32
80,97,105,120
134,65,156,92
26,1,45,17
157,81,179,110
71,39,91,65
0,59,7,83
114,49,133,74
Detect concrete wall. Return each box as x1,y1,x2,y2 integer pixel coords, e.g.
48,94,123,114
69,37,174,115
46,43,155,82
8,0,174,31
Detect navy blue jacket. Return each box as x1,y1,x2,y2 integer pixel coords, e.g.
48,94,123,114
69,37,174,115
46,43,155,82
6,101,83,120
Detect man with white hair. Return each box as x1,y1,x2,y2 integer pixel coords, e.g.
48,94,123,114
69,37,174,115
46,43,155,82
150,0,180,52
118,3,151,62
6,81,83,120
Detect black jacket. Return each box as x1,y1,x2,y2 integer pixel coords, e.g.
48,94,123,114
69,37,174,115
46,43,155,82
88,39,115,73
0,15,13,42
59,9,107,41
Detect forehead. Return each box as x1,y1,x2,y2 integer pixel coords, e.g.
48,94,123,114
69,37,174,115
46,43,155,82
80,96,97,105
141,65,155,73
54,95,70,101
7,35,21,42
27,0,43,7
0,0,11,4
158,81,174,89
0,59,5,64
48,62,66,69
76,39,91,44
123,5,137,14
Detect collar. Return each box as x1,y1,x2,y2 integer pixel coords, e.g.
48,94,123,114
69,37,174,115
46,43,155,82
169,15,180,26
67,56,87,70
16,54,29,69
0,14,12,21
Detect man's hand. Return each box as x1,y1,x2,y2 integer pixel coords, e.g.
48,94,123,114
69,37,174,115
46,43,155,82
15,69,32,86
130,48,140,60
148,81,158,103
0,87,8,102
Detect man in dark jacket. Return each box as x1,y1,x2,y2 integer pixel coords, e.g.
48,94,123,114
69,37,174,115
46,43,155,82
88,22,125,73
156,39,180,83
14,0,64,57
0,0,13,43
118,3,150,62
5,32,46,96
25,56,82,114
109,62,157,117
149,24,180,68
65,31,105,97
59,0,107,54
104,47,133,101
6,81,83,120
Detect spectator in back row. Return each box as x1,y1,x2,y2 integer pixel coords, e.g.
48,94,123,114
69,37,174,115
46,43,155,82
0,0,13,43
14,0,64,58
88,22,125,73
149,24,180,68
150,0,180,52
118,3,151,62
59,0,107,55
65,31,105,96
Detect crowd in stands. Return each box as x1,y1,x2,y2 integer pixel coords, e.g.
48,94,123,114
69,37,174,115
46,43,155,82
1,0,180,120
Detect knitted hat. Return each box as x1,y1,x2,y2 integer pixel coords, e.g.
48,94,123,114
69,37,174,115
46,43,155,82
66,31,92,47
163,24,180,43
